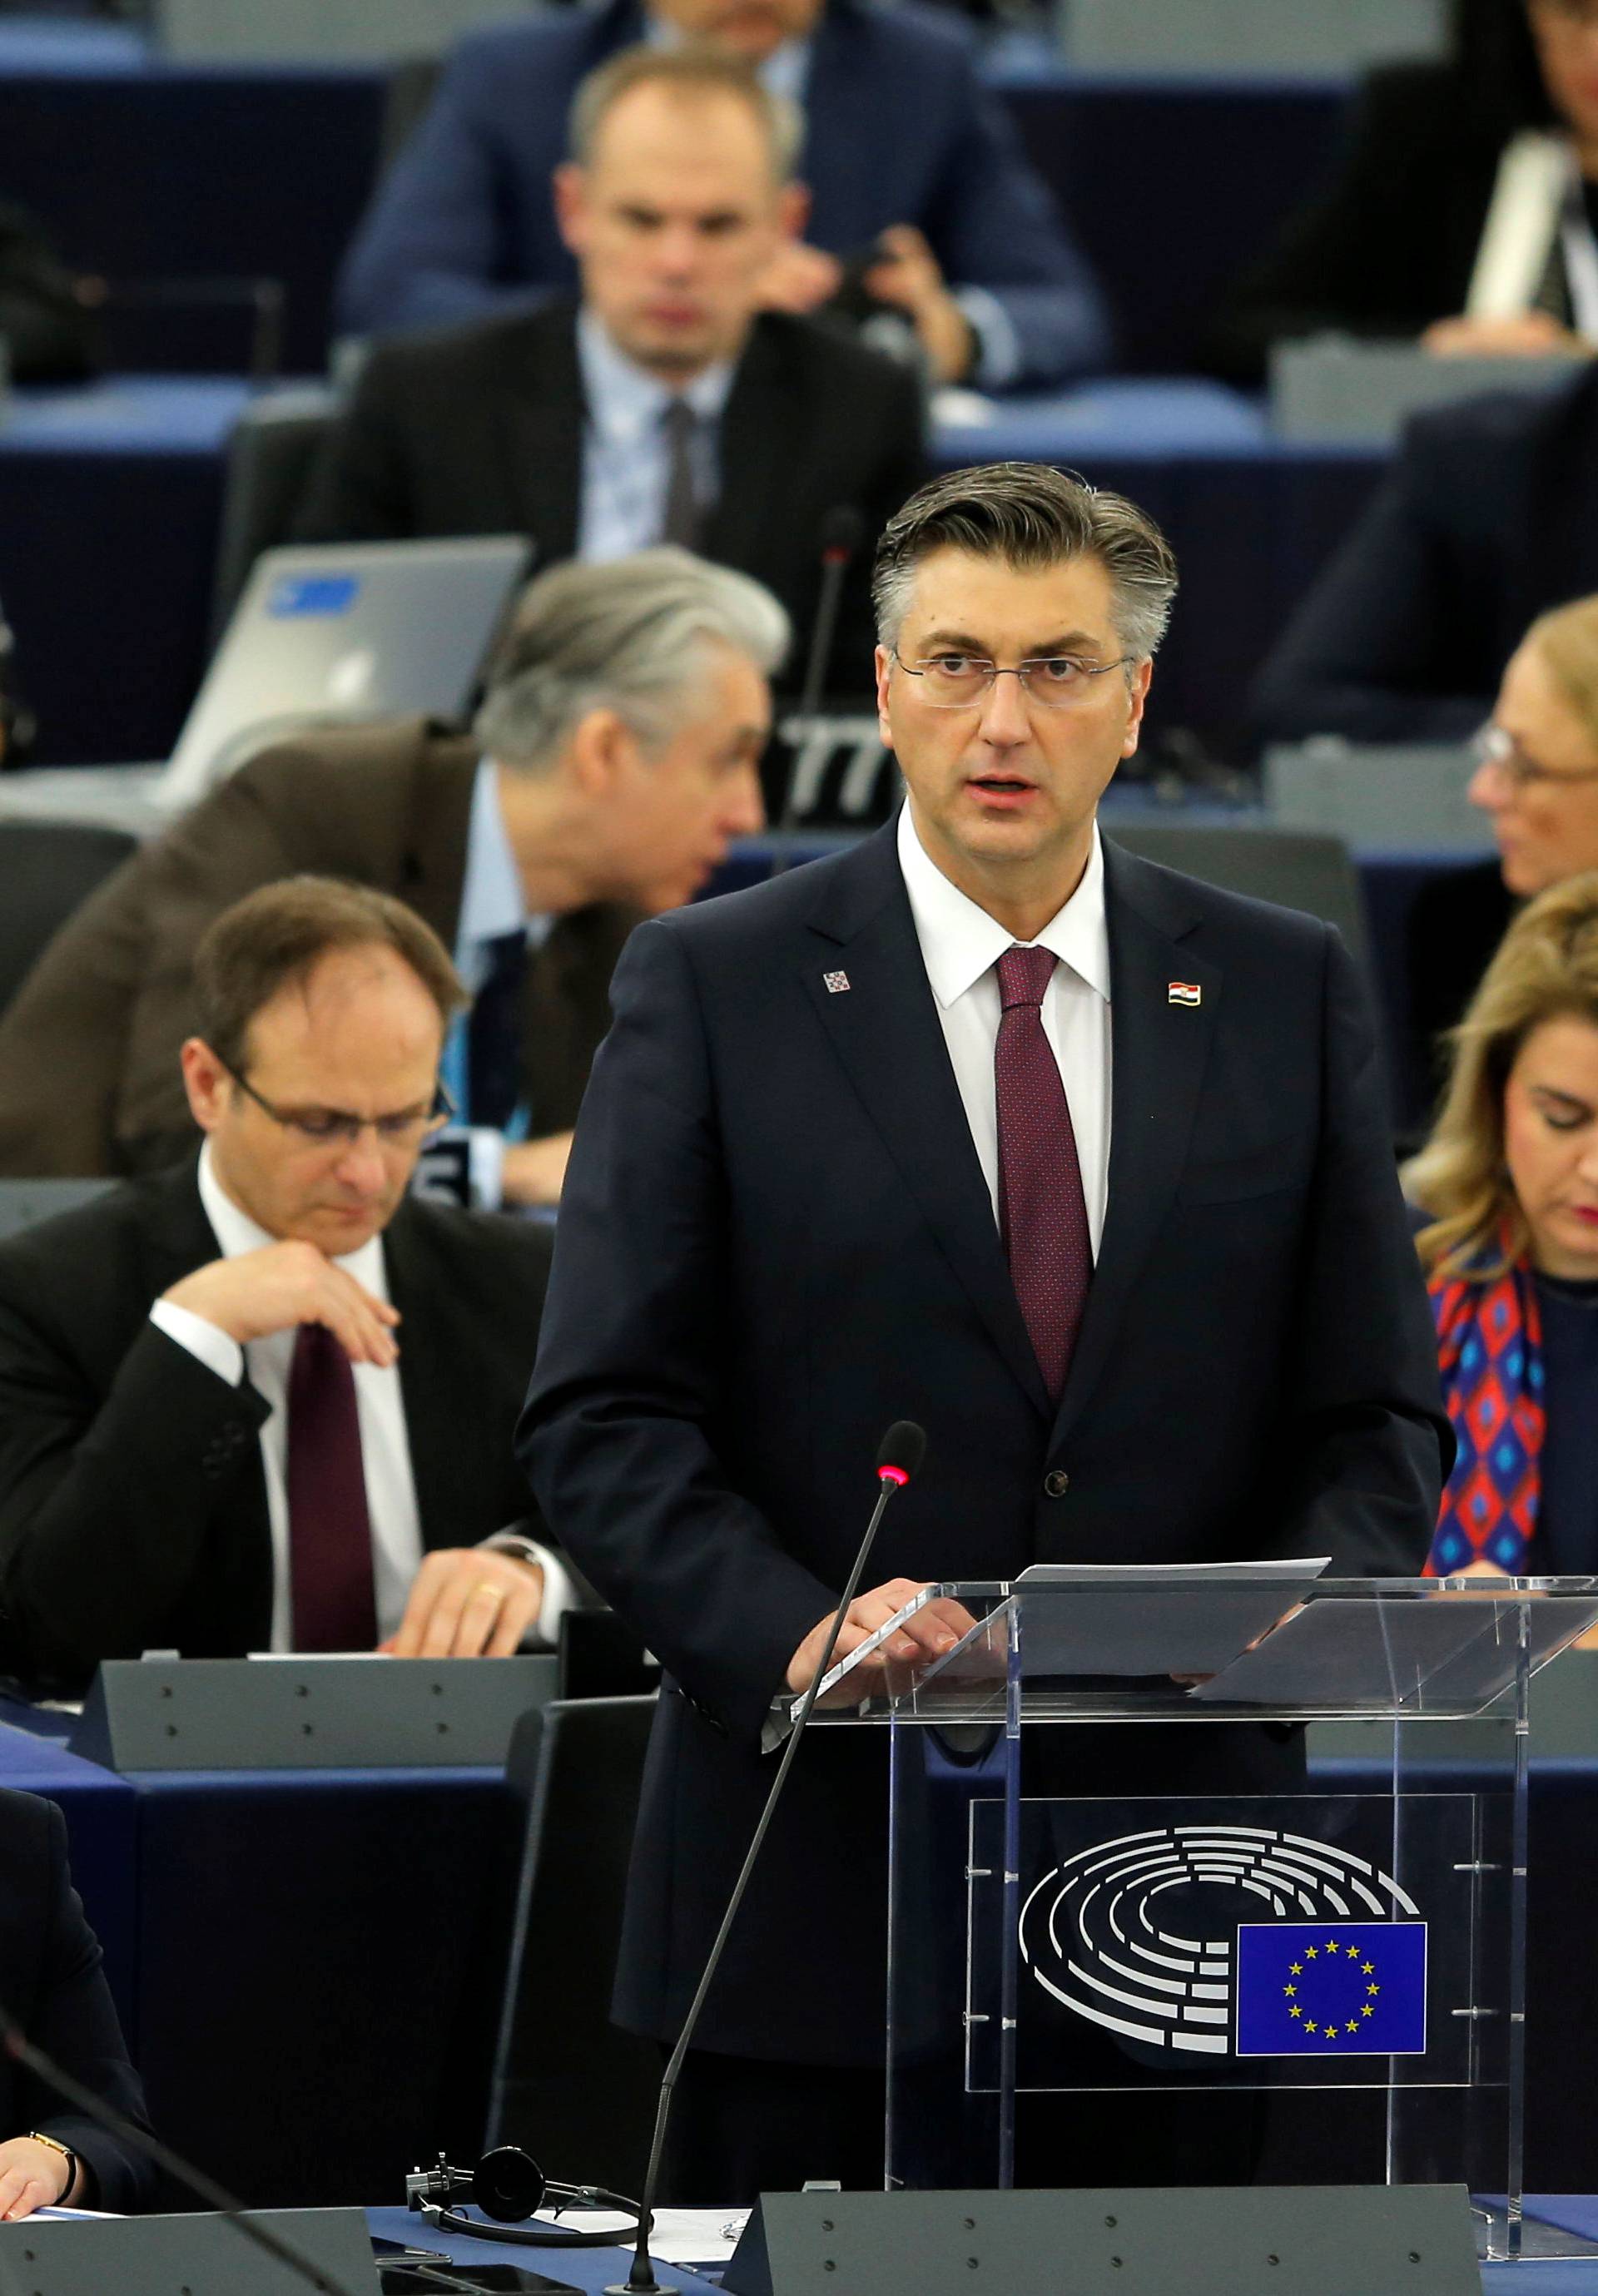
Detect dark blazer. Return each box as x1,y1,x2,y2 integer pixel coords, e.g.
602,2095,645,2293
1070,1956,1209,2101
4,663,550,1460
519,821,1452,2060
0,1788,156,2212
0,1159,555,1693
1248,369,1598,746
0,718,639,1180
334,0,1108,391
1204,62,1538,384
295,300,926,697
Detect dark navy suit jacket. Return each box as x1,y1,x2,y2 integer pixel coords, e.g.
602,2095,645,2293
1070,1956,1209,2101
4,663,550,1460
335,0,1108,390
519,821,1451,2060
1250,367,1598,746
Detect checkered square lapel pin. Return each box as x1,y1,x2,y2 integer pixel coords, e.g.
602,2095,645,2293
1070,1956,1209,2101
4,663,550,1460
823,970,851,994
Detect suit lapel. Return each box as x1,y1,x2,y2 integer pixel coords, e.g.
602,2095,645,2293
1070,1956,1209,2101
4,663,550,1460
702,320,802,574
385,1208,464,1553
1050,841,1220,1447
500,304,584,563
802,829,1053,1418
794,5,884,250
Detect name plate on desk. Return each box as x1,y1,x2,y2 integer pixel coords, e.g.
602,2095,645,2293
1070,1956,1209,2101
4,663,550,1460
68,1655,557,1772
0,2206,379,2294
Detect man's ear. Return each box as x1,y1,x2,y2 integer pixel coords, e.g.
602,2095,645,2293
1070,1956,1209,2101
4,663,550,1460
874,642,895,751
777,180,811,245
553,162,588,258
568,704,638,795
1120,658,1154,758
180,1039,230,1134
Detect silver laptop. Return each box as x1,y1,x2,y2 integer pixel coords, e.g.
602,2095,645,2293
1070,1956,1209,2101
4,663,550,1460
159,533,531,810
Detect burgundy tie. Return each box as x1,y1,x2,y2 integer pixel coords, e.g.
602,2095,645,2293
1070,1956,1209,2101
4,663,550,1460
995,945,1093,1400
285,1322,378,1653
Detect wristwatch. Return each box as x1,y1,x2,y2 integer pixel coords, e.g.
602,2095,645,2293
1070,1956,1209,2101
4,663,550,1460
24,2132,77,2200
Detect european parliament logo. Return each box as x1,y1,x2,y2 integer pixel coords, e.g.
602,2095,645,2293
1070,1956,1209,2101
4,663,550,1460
1235,1921,1427,2056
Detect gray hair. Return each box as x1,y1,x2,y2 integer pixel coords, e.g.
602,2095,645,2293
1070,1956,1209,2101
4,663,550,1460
474,548,790,771
871,462,1179,664
568,44,802,181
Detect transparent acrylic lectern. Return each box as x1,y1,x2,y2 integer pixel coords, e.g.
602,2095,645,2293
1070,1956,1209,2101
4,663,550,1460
802,1569,1598,2264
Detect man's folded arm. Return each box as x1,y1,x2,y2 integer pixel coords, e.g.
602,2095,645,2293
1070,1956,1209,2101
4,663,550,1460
0,1307,268,1687
1277,926,1452,1577
518,919,838,1745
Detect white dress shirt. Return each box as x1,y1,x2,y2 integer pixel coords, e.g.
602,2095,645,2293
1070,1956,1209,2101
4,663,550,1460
147,1143,572,1649
896,802,1111,1255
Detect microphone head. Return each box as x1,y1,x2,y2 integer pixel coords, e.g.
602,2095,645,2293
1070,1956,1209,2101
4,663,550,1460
819,504,866,562
876,1419,926,1486
473,2145,548,2223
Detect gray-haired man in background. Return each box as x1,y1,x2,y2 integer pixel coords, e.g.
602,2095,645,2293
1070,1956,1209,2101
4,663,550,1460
0,548,787,1200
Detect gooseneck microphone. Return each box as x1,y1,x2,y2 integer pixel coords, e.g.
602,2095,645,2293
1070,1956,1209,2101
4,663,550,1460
770,506,868,866
611,1418,928,2296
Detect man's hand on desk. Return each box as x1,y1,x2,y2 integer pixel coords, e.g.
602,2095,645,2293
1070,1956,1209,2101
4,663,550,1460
380,1546,543,1659
161,1242,400,1366
499,1131,574,1208
785,1578,978,1705
0,2136,74,2219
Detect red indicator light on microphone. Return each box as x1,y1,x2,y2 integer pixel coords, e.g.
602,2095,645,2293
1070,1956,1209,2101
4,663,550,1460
877,1464,909,1488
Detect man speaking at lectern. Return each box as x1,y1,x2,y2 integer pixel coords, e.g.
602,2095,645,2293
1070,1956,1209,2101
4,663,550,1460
520,464,1451,2199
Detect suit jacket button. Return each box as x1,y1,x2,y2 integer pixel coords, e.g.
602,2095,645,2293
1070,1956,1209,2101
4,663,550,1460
1043,1470,1070,1499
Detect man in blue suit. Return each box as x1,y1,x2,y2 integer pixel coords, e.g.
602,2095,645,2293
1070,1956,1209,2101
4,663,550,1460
519,464,1450,2199
336,0,1108,390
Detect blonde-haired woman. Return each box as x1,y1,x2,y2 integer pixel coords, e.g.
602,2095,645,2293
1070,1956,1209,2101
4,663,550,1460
1406,870,1598,1574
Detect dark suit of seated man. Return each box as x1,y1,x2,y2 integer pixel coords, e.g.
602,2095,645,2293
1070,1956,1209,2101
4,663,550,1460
0,1789,156,2218
299,46,926,698
1249,365,1598,747
335,0,1107,394
0,879,575,1697
0,550,782,1201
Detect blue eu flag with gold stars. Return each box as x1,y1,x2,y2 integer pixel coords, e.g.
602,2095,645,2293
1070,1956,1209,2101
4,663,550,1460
1235,1922,1427,2056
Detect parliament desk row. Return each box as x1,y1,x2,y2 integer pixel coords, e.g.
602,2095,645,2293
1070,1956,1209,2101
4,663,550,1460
0,44,1350,376
0,373,1388,766
0,1703,514,2208
5,1692,1598,2209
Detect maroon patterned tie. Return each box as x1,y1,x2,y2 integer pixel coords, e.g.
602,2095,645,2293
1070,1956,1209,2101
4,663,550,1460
285,1322,378,1652
995,945,1093,1400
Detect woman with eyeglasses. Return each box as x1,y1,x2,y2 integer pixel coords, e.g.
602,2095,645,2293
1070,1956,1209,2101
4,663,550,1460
1208,0,1598,380
1406,593,1598,1123
1404,870,1598,1579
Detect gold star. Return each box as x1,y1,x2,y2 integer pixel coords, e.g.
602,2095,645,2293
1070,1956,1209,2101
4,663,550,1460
1346,2021,1359,2035
1289,2006,1303,2020
1361,2005,1374,2018
1362,1961,1375,1975
1304,2020,1318,2033
1347,1946,1362,1960
1305,1946,1318,1960
1325,1939,1339,1953
1283,1985,1297,1997
1367,1984,1380,1996
1289,1962,1303,1976
1323,2026,1338,2042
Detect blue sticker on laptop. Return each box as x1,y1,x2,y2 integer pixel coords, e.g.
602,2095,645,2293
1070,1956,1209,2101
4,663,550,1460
266,575,360,618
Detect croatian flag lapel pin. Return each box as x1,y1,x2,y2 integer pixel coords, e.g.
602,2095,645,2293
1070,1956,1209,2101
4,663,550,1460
823,970,851,994
1168,980,1201,1007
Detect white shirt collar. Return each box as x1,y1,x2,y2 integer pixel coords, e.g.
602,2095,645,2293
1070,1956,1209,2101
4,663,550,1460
458,757,539,952
896,801,1112,1011
196,1140,388,1292
576,306,736,448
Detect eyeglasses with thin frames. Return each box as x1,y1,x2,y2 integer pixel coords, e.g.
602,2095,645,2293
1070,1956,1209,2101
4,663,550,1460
1471,722,1598,791
219,1058,456,1150
891,648,1133,709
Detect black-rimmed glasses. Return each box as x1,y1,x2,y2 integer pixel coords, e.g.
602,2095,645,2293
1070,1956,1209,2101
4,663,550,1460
219,1059,456,1150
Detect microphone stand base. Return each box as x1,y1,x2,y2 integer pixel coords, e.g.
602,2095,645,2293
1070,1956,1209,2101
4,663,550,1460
605,2279,679,2295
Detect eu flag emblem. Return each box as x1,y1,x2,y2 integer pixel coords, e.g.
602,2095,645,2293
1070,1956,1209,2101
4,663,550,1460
1234,1922,1427,2056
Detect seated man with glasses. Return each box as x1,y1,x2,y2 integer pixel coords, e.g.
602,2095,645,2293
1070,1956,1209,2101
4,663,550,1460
1405,593,1598,1118
0,877,573,1694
